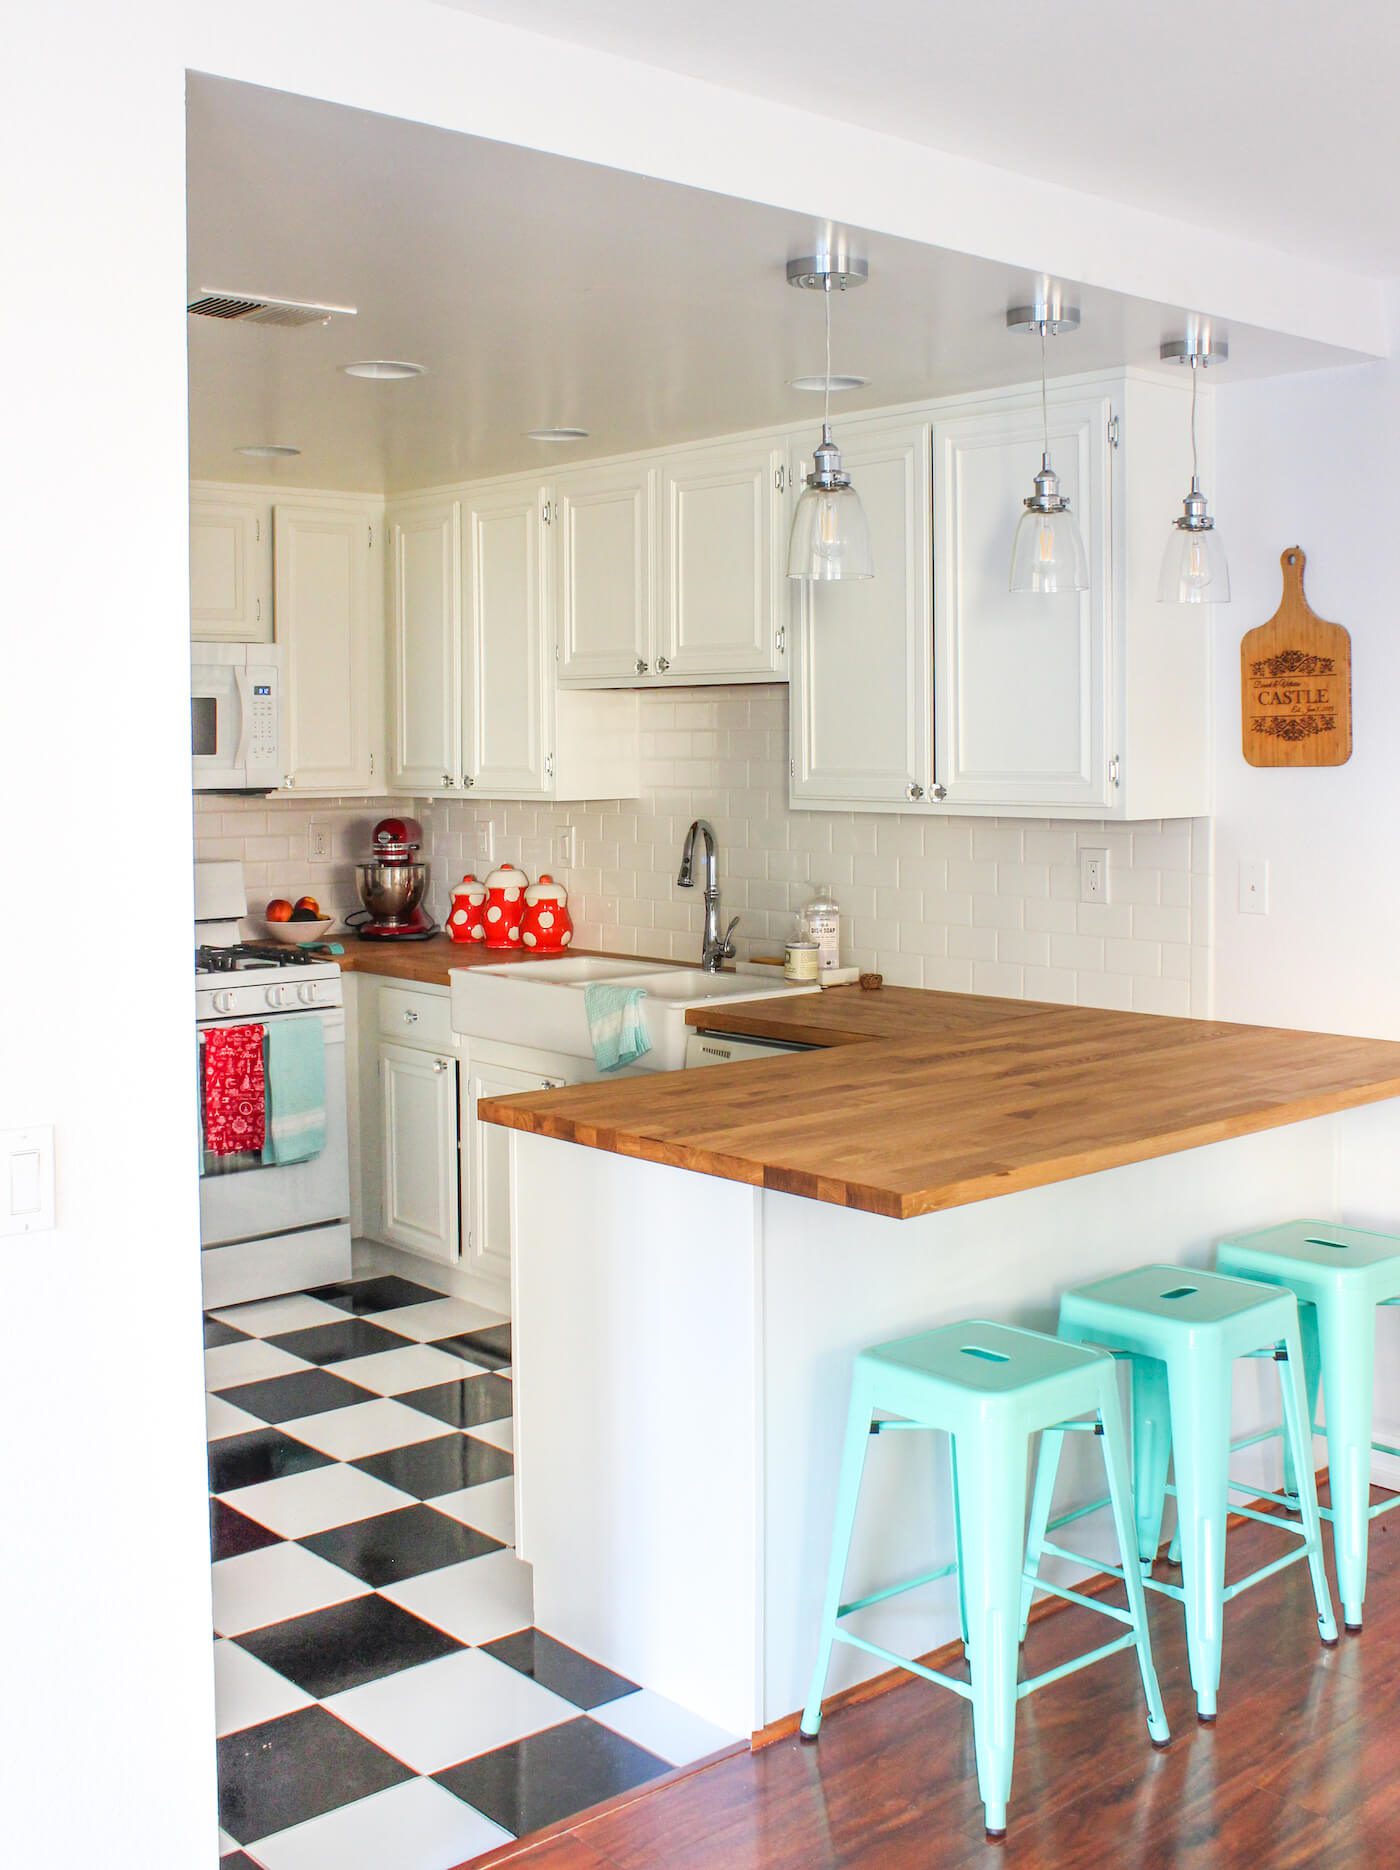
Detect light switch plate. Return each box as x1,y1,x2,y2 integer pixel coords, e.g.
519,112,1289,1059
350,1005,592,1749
1,1125,54,1236
554,825,577,869
472,820,496,867
1239,858,1270,915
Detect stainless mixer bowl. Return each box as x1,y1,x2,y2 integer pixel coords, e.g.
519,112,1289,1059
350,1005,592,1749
355,860,428,925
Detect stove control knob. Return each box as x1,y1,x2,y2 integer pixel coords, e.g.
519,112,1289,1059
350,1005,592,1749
212,990,235,1014
297,982,321,1005
265,983,290,1009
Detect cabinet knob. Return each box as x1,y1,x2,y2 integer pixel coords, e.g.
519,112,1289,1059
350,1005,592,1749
931,783,947,801
635,658,648,675
462,774,475,789
433,1057,450,1073
403,1009,418,1024
284,775,294,789
905,782,924,800
657,655,671,673
441,772,453,789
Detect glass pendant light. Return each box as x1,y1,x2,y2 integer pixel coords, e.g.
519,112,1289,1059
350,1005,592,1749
1159,332,1230,604
786,250,873,581
1007,296,1088,594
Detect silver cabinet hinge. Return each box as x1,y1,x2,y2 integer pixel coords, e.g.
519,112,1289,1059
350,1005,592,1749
1109,754,1121,787
790,758,795,778
369,752,375,776
1107,413,1120,449
775,625,786,656
544,752,555,780
775,464,786,493
255,517,261,543
541,500,553,525
368,524,374,549
554,643,561,661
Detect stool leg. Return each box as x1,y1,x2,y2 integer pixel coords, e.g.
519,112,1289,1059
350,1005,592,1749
1019,1427,1065,1642
1097,1380,1170,1747
1282,1300,1322,1511
800,1373,875,1741
1129,1354,1172,1572
955,1425,1027,1838
1278,1322,1342,1642
950,1436,972,1657
1168,1353,1231,1722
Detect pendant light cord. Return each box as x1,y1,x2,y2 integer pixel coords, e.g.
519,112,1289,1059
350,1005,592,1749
1189,355,1200,492
1040,321,1050,467
823,276,833,441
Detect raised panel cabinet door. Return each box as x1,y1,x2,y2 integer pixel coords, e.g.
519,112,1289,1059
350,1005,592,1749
275,505,373,791
556,466,655,683
467,1062,564,1284
463,485,549,794
378,1041,460,1264
789,420,933,807
659,441,784,679
389,502,462,791
934,396,1112,808
190,495,271,641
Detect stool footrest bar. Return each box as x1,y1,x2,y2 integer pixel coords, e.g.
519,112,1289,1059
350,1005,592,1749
1022,1575,1134,1626
837,1561,959,1618
1045,1494,1113,1534
1220,1545,1309,1603
1018,1632,1138,1699
830,1629,972,1701
1037,1540,1128,1585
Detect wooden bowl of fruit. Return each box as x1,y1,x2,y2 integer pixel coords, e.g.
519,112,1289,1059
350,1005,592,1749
256,896,335,945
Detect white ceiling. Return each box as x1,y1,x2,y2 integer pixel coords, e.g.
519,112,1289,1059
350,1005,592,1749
439,0,1400,279
187,76,1364,495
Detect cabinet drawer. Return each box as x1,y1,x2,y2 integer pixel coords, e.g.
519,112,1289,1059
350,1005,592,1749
377,985,455,1051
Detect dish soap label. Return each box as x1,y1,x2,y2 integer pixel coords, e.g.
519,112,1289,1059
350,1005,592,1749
803,882,841,971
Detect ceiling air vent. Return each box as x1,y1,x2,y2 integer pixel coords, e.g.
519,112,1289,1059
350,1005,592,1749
187,290,357,328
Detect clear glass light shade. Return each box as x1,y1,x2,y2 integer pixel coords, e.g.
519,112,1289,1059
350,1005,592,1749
1009,506,1089,594
1158,523,1230,604
786,481,874,581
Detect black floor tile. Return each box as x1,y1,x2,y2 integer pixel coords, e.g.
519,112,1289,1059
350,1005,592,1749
237,1592,463,1698
310,1275,444,1315
205,1318,250,1349
209,1428,332,1495
219,1855,261,1868
354,1432,513,1500
399,1373,514,1430
430,1323,512,1371
265,1317,410,1366
217,1705,412,1845
210,1496,281,1563
435,1717,668,1837
216,1367,376,1424
482,1628,639,1710
299,1505,502,1586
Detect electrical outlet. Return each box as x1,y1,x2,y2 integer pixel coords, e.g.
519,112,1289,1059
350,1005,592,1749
1080,847,1110,903
554,825,577,869
1239,858,1270,915
308,823,330,862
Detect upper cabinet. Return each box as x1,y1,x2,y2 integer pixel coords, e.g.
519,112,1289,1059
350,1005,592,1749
275,503,381,794
555,464,656,682
388,501,462,792
463,483,550,795
190,493,272,642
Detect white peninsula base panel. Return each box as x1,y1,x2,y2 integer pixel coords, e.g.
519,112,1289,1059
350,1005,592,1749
509,1108,1400,1738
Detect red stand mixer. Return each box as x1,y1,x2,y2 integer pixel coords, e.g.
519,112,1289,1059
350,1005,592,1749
347,816,438,941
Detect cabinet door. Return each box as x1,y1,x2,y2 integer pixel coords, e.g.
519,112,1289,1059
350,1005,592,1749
378,1041,460,1264
190,495,271,641
463,484,549,795
466,1061,564,1286
275,504,374,792
933,396,1112,809
789,420,933,807
389,502,462,791
555,465,655,684
659,440,785,680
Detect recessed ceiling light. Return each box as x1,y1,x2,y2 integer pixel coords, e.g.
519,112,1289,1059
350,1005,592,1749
235,444,301,458
788,374,869,393
340,359,426,380
526,427,590,442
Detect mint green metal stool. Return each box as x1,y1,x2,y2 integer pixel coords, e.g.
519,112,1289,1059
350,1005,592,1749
799,1319,1169,1840
1023,1264,1338,1725
1217,1219,1400,1632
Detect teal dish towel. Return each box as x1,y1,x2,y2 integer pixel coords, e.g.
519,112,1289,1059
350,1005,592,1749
261,1015,327,1165
583,983,652,1072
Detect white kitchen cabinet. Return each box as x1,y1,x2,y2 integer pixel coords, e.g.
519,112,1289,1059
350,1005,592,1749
190,493,272,641
788,417,933,807
377,1039,460,1266
555,463,656,683
388,500,462,791
659,438,787,681
462,482,550,795
465,1058,565,1287
275,503,380,793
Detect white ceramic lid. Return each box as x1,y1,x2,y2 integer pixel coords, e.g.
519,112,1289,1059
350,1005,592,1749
453,873,487,896
486,863,529,890
524,872,568,905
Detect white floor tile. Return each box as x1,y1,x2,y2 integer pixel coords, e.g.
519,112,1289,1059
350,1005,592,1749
280,1399,453,1461
371,1297,507,1342
248,1774,513,1869
430,1476,515,1547
212,1540,368,1637
330,1344,485,1395
326,1647,573,1775
219,1463,414,1540
219,1828,240,1854
465,1415,513,1454
206,1392,263,1441
204,1338,310,1393
209,1293,348,1336
380,1549,534,1646
213,1637,314,1736
592,1687,741,1768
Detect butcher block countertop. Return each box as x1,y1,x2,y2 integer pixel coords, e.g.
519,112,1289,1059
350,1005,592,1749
332,936,618,988
478,985,1400,1219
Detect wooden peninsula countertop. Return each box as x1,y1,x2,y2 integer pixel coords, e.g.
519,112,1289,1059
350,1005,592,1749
332,935,619,988
477,984,1400,1219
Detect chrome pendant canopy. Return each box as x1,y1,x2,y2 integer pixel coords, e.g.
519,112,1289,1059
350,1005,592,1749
786,249,873,581
1159,330,1230,604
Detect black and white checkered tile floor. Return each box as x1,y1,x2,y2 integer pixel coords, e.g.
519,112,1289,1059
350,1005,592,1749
207,1273,735,1868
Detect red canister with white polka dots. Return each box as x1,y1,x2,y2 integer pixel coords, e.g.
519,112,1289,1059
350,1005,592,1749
520,874,573,953
447,873,488,944
482,863,530,948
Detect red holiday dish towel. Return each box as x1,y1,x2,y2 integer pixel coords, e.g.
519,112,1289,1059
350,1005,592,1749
202,1025,266,1157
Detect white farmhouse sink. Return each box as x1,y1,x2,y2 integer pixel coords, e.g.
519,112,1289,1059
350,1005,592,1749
450,956,816,1072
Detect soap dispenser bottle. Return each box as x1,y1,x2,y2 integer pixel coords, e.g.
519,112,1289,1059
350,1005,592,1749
802,881,841,971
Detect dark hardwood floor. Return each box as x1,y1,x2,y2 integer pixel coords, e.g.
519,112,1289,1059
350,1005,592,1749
474,1493,1400,1868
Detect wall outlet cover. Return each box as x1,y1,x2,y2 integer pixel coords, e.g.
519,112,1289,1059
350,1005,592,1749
1080,847,1110,904
308,822,331,862
1239,858,1270,915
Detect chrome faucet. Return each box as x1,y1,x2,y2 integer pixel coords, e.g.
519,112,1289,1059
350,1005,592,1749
677,818,738,972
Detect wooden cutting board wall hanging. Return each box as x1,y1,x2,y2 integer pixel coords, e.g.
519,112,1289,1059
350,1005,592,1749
1240,547,1352,767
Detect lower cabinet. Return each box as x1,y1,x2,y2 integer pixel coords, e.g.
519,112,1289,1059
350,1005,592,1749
464,1059,565,1287
377,1039,460,1265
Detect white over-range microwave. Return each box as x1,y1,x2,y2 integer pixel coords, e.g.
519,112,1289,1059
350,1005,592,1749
192,643,281,792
